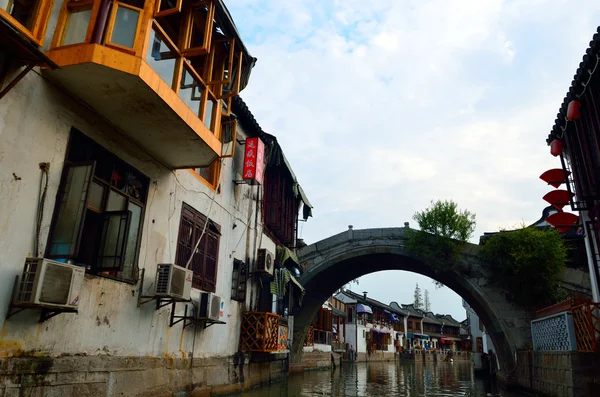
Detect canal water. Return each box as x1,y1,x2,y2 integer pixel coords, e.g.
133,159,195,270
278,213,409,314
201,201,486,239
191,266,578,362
236,361,526,396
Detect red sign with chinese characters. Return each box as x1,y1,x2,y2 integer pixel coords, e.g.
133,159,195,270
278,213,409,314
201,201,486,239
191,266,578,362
242,137,265,185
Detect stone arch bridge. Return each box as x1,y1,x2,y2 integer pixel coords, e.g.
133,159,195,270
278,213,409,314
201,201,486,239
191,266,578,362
292,227,592,374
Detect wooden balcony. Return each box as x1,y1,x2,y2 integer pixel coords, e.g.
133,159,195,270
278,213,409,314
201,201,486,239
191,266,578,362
239,312,281,353
43,0,254,169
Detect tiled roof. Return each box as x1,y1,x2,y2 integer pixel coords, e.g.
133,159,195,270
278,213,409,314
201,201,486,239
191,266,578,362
343,290,408,316
546,26,600,144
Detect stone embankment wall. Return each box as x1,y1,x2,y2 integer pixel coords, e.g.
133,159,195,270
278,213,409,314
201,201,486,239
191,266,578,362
0,354,288,397
515,351,600,397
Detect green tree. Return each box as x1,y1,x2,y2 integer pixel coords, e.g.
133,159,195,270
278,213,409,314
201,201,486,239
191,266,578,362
405,200,476,277
424,289,431,312
479,226,568,308
413,200,476,241
414,283,423,309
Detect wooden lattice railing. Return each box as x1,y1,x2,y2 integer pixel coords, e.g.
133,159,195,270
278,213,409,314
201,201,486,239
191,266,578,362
304,326,314,346
572,302,600,352
239,312,280,352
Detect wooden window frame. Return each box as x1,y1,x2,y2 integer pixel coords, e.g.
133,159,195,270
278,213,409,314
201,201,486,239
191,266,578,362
207,37,234,86
104,1,143,54
150,20,183,90
217,50,242,99
153,0,181,18
182,0,214,57
191,158,220,189
56,0,96,47
220,119,236,158
0,0,54,45
175,202,220,292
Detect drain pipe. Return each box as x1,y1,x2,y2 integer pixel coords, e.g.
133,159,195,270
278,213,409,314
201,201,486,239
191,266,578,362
581,211,600,302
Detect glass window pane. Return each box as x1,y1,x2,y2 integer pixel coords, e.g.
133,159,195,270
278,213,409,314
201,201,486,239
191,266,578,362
49,163,94,257
188,8,207,49
158,0,177,13
5,0,41,30
88,181,105,211
97,211,130,270
204,99,215,130
111,5,139,48
62,7,92,45
122,202,142,279
146,28,176,87
179,67,202,115
107,190,127,211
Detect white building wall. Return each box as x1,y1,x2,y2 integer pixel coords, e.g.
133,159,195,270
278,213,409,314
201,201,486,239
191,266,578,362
0,72,273,360
356,324,369,353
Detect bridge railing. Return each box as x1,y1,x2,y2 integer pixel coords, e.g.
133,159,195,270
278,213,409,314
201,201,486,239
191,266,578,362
572,302,600,352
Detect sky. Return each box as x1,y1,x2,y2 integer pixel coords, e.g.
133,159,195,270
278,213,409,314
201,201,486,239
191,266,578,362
225,0,600,320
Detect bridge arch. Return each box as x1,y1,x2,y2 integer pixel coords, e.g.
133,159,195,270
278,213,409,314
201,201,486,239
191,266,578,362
292,227,533,374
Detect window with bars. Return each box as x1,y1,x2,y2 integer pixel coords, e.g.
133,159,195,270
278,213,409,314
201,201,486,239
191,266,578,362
175,202,220,292
46,129,148,282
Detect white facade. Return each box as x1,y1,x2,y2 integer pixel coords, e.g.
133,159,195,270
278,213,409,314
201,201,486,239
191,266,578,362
0,72,276,360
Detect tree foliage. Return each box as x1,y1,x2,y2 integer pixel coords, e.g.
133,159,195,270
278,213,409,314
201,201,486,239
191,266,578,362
405,200,476,278
414,283,423,309
413,200,476,241
424,290,431,312
479,226,568,308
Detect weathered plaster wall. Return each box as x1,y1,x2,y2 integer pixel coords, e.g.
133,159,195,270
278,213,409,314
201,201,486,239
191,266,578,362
516,351,600,397
0,354,288,397
0,70,272,364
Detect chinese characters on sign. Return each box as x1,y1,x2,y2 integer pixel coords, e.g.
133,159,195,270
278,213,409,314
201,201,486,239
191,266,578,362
242,137,265,185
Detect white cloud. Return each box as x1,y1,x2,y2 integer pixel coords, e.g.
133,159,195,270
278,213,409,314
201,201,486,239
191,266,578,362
226,0,600,312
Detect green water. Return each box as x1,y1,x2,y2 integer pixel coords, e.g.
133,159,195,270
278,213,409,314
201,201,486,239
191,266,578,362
235,361,525,396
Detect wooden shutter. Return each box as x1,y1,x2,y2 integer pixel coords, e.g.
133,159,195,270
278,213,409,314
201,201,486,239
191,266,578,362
95,210,131,271
175,205,195,269
47,161,96,259
264,169,281,229
202,222,219,292
175,203,220,291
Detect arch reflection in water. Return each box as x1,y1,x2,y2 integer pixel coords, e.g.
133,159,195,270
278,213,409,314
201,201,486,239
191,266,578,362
235,362,521,397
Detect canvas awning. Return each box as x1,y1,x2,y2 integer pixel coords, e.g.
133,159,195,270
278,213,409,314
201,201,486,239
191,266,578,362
356,304,373,314
276,245,300,267
414,333,430,340
269,268,305,305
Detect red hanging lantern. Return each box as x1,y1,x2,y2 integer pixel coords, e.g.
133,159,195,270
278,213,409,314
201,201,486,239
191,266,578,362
546,212,579,233
567,100,582,121
542,190,574,210
539,168,571,188
550,139,563,157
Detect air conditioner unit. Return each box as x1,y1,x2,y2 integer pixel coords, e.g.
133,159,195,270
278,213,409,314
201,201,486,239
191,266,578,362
195,292,221,321
14,258,85,310
256,248,274,276
155,264,193,301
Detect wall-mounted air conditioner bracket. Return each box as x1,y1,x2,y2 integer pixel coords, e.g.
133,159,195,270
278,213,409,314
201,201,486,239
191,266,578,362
202,319,226,329
169,301,196,329
136,268,190,310
5,275,77,323
39,307,77,323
